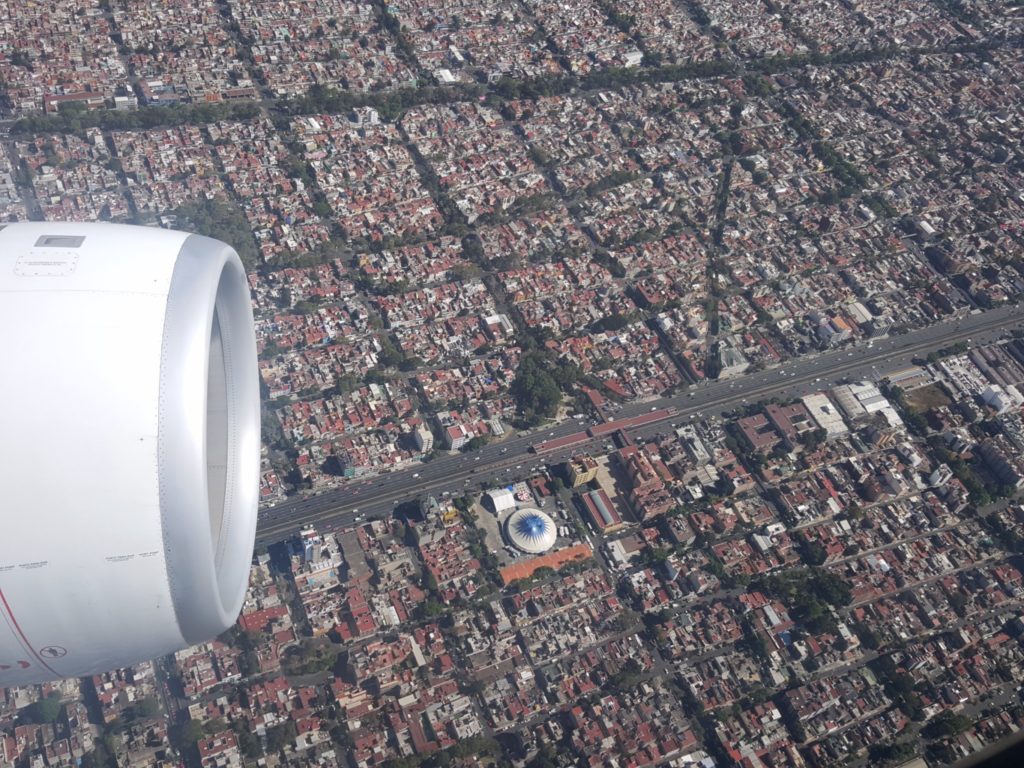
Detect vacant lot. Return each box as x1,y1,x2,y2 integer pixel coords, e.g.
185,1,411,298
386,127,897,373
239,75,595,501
905,382,953,412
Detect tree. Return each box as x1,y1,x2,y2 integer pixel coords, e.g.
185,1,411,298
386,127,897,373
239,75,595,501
742,74,774,97
450,735,500,759
593,312,633,332
801,427,828,451
905,411,928,436
752,568,851,635
642,546,672,566
511,352,562,421
81,744,114,768
889,672,915,697
383,757,424,768
10,100,260,138
330,723,353,749
949,592,969,616
798,538,828,567
177,718,206,745
133,696,160,719
464,435,489,452
204,718,228,735
608,609,639,632
236,726,263,759
741,617,768,659
25,693,63,724
172,196,260,272
265,720,298,753
868,741,917,767
376,336,404,368
923,710,973,739
605,662,643,693
282,638,340,675
526,741,558,768
419,597,447,618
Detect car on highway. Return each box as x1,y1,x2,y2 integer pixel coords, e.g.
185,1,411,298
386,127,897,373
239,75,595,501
412,473,420,478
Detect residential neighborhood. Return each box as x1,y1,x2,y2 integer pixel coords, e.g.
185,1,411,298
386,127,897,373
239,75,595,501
3,0,1024,767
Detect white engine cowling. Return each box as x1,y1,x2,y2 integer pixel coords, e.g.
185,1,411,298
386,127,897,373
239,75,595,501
0,222,260,686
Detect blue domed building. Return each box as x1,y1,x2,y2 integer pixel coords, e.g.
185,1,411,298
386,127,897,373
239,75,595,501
505,508,557,554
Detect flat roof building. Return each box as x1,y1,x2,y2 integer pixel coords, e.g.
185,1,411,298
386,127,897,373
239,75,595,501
581,488,623,532
801,393,848,438
568,455,599,487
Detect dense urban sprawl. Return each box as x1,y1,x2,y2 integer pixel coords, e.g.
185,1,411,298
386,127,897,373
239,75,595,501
3,1,1024,767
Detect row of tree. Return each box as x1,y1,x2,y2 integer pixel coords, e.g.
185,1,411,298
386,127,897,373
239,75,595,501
10,100,260,137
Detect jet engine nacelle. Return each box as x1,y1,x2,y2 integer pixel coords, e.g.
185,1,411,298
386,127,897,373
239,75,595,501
0,222,259,686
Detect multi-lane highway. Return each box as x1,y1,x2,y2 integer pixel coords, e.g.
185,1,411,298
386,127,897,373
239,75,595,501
255,303,1024,547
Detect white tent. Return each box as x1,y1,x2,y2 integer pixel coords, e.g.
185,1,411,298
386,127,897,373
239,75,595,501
485,488,516,514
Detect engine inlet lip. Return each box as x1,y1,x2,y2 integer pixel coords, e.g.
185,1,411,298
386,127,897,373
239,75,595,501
158,234,260,644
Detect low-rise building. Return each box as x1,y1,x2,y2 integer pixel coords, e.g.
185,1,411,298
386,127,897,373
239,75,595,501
580,488,623,532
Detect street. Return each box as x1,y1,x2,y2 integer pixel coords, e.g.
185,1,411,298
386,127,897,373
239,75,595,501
256,303,1024,546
